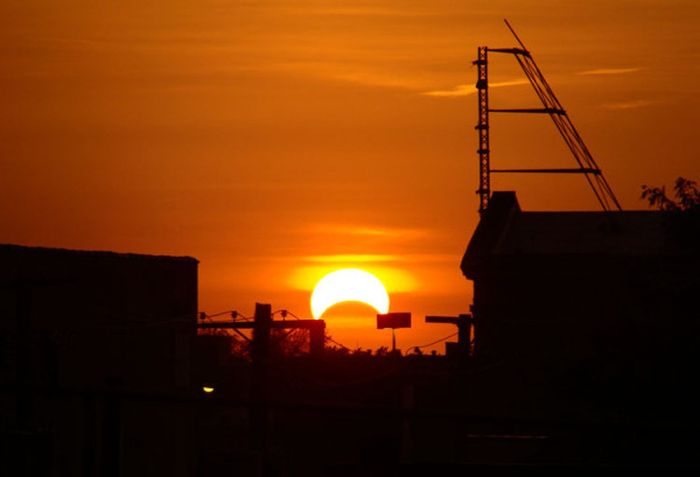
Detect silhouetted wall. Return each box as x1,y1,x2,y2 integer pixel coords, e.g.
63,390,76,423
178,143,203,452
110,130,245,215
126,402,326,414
461,192,700,419
0,244,198,477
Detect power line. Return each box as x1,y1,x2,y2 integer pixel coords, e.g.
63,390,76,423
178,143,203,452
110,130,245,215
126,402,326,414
411,331,459,350
200,310,251,321
326,336,351,350
272,309,302,320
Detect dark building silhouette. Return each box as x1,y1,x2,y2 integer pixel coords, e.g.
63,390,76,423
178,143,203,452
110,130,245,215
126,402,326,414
461,192,700,421
3,195,699,475
0,244,198,476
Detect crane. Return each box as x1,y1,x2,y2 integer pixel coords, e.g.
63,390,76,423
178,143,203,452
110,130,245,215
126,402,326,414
475,20,622,213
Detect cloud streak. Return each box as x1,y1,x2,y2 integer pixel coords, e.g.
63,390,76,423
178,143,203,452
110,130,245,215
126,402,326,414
577,68,642,76
303,254,398,263
423,79,529,97
600,99,656,110
301,253,454,264
303,223,432,240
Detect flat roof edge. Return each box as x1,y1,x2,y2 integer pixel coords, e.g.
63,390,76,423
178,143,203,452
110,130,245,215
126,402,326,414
0,243,199,264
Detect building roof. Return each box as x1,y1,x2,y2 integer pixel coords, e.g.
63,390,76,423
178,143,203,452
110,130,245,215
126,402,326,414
497,210,666,255
0,243,198,264
461,191,694,278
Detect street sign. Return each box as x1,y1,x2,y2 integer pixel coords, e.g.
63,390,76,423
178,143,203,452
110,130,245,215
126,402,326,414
376,312,411,330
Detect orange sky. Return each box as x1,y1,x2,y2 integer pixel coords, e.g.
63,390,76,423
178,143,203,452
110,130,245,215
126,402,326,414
2,1,699,351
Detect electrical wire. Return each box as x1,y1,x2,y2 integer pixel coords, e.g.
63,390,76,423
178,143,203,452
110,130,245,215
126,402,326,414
272,309,302,320
410,331,459,350
326,336,351,350
200,310,250,321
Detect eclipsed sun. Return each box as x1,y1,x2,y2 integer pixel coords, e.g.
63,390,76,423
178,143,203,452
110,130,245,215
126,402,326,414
310,268,389,319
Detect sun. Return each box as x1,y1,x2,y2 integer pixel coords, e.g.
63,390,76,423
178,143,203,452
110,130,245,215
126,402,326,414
311,268,389,319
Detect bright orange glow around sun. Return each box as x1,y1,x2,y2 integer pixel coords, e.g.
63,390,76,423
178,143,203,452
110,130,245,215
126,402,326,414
311,268,390,320
2,1,698,351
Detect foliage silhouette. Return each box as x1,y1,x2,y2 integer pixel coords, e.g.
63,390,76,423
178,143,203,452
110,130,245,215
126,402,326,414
641,176,699,251
641,177,700,211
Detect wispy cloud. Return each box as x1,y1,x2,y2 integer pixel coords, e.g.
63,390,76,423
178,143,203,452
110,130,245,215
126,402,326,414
577,68,642,76
303,254,398,263
423,79,529,97
328,70,424,90
600,99,657,110
301,6,440,17
303,224,432,240
301,253,453,264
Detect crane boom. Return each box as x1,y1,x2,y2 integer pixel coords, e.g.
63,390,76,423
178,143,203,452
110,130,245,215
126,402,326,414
475,20,622,213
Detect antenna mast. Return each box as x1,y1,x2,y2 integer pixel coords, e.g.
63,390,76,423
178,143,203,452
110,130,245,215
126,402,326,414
475,20,622,213
475,46,490,213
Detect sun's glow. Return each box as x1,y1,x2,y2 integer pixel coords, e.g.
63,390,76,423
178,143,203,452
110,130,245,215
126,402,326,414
202,386,214,393
311,268,389,319
289,264,417,293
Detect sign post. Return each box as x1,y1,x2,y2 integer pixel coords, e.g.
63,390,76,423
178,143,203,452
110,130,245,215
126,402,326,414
376,312,412,352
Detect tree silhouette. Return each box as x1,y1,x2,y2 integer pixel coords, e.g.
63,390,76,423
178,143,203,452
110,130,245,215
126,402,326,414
641,177,699,251
269,328,310,358
641,177,700,211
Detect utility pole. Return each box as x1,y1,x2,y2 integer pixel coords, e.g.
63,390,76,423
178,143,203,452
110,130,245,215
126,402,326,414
425,314,473,356
307,320,325,357
198,313,326,357
250,303,271,461
197,303,327,471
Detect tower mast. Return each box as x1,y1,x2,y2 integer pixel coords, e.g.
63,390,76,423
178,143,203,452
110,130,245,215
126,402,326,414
475,20,622,213
474,46,490,214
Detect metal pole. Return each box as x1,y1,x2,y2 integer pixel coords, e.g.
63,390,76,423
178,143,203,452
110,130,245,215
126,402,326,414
475,46,490,213
251,303,271,463
309,320,325,357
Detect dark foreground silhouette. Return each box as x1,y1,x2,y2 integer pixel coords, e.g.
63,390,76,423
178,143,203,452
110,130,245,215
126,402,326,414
2,192,699,477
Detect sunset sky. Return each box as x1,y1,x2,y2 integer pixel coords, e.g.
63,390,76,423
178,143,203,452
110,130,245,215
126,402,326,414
2,1,699,350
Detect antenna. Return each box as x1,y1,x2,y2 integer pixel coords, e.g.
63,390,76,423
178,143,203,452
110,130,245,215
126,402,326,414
475,20,622,213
